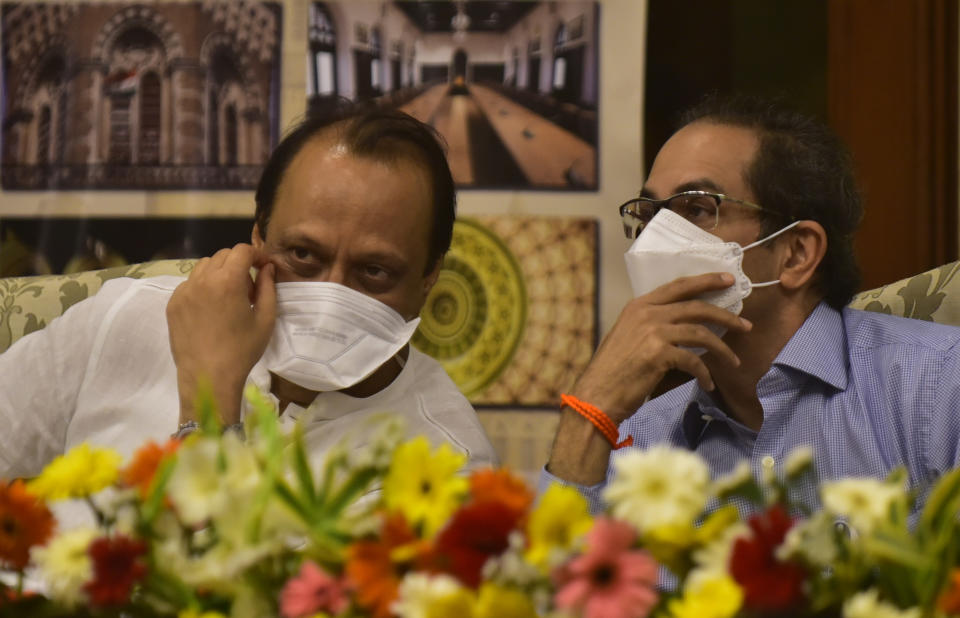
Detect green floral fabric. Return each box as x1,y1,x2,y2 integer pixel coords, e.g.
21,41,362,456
0,259,196,353
1,259,959,355
848,261,960,326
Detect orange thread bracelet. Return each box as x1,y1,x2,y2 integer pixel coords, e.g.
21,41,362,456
560,394,634,450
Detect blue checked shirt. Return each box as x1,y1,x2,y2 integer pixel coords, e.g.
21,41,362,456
541,303,960,514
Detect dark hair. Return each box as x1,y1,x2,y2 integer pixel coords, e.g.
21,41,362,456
677,93,863,310
254,104,456,273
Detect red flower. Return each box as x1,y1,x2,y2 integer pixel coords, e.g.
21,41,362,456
432,500,519,588
730,504,806,612
83,535,148,607
0,480,55,570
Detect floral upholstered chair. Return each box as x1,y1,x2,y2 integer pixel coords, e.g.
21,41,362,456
847,261,960,325
0,259,196,354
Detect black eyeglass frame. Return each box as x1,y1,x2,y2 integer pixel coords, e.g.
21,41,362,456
618,190,791,239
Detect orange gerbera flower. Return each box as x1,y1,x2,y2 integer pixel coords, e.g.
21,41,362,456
346,513,429,618
469,468,534,519
939,568,960,614
0,480,55,570
121,439,180,499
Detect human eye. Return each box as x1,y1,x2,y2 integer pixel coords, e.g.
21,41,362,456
671,194,717,228
358,263,397,292
283,245,323,276
362,264,390,281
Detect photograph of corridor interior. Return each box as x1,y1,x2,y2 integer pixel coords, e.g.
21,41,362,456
306,1,599,190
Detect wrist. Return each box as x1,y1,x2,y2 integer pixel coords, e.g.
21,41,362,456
176,369,245,425
171,420,200,440
561,394,633,450
171,419,246,441
568,388,632,425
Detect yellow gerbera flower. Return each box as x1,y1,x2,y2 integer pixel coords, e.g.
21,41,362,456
382,437,468,537
667,573,743,618
525,483,593,569
28,443,123,500
475,583,538,618
177,610,228,618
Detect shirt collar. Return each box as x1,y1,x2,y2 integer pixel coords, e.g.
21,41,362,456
770,301,849,391
678,301,848,445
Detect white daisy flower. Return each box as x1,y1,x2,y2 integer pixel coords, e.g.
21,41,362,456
603,446,710,532
821,477,905,535
31,527,97,607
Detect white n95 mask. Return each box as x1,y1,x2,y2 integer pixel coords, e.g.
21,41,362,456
260,281,421,392
624,208,800,333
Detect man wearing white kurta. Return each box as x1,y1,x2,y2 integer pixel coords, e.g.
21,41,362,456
0,109,497,487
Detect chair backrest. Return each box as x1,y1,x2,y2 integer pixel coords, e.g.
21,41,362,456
0,259,196,353
847,261,960,326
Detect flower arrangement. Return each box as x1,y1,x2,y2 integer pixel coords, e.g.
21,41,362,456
3,387,960,618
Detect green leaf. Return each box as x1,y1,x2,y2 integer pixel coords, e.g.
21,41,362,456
325,468,380,514
274,478,315,524
920,466,960,535
140,456,177,525
193,380,222,435
291,425,317,506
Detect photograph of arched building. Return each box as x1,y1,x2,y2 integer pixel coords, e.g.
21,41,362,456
1,2,281,190
307,1,599,190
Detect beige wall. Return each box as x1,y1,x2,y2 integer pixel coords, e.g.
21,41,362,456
0,0,648,482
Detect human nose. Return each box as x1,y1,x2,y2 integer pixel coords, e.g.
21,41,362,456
324,262,349,286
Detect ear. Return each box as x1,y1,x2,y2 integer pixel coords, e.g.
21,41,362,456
251,224,264,250
777,220,827,291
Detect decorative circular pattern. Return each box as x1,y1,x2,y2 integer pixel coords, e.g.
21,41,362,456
414,255,487,357
413,218,526,397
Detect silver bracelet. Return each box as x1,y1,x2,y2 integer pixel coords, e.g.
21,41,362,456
171,420,245,440
171,420,200,440
223,422,246,441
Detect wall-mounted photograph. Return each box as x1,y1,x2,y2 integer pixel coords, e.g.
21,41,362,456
0,1,281,190
307,1,599,191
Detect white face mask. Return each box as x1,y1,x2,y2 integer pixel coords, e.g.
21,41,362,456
260,282,421,392
624,208,800,333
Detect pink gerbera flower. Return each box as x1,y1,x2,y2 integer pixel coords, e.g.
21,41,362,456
280,560,350,618
554,517,659,618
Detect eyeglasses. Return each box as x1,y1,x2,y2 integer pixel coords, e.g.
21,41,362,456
619,190,783,239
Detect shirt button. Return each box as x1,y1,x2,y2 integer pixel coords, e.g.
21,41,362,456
761,455,776,469
701,414,713,422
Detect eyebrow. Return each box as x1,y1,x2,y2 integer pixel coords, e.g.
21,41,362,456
276,233,409,269
639,178,726,200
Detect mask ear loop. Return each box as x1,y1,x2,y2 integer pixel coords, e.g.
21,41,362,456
742,220,802,252
741,220,803,288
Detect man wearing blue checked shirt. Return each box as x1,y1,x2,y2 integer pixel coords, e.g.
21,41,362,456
544,94,960,514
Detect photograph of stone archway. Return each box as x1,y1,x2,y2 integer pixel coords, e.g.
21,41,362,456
1,2,281,190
